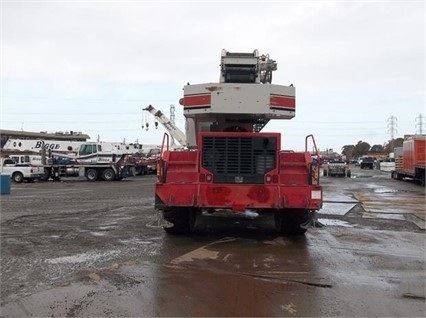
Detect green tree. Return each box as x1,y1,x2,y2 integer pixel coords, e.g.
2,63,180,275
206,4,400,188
354,141,371,157
341,145,355,159
384,138,404,152
370,144,384,153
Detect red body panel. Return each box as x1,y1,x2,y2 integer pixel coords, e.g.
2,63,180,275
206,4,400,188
269,94,295,110
155,133,322,212
403,137,426,174
156,182,322,211
183,93,211,109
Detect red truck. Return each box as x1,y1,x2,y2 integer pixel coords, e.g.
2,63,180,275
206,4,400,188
391,135,425,185
154,49,323,235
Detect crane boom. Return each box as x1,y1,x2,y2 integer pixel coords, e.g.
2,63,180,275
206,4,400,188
143,105,187,147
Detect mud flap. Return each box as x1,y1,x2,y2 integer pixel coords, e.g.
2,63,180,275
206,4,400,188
300,211,325,229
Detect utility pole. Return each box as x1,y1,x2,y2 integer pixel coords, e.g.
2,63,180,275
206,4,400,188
387,116,398,150
415,113,425,135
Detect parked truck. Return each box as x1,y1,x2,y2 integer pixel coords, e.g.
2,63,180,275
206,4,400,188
0,158,44,183
40,142,135,181
153,49,323,235
391,135,425,185
2,139,160,181
323,159,351,177
7,143,135,181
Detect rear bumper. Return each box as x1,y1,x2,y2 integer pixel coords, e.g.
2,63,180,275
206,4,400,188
155,183,323,212
328,169,346,175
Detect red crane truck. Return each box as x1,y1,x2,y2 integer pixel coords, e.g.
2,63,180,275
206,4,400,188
391,135,426,186
154,49,323,235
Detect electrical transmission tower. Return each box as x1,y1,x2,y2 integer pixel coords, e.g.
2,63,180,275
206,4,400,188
387,115,398,150
415,113,425,135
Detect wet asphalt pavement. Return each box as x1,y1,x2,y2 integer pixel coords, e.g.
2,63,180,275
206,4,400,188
0,167,425,317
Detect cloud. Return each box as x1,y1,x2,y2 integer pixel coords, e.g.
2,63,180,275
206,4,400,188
1,1,424,150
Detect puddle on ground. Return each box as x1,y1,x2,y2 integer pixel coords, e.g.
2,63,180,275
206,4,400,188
45,250,120,264
90,232,107,236
362,213,406,221
374,188,399,194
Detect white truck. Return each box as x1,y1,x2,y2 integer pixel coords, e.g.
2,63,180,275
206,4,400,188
323,159,351,177
41,142,136,181
0,158,44,183
2,140,160,181
3,143,134,181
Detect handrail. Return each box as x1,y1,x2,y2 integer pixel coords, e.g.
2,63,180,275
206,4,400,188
305,134,319,157
305,134,320,185
160,133,169,157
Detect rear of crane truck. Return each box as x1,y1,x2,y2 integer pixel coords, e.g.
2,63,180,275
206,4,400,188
154,49,323,235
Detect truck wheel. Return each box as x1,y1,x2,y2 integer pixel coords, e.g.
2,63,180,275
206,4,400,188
163,207,197,235
40,168,50,181
12,172,24,183
274,209,309,235
347,170,351,178
86,169,98,182
323,169,328,176
102,168,116,181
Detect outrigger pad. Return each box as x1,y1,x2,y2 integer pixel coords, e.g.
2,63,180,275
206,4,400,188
146,210,173,229
300,211,325,229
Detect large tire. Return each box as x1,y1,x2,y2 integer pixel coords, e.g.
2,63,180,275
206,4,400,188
323,169,328,177
40,168,51,181
12,172,24,183
274,209,309,235
86,169,98,182
347,169,351,178
163,207,197,235
102,168,116,181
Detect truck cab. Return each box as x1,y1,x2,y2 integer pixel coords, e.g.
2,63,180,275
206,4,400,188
360,157,375,169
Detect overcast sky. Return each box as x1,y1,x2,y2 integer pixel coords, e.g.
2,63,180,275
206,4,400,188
1,0,425,152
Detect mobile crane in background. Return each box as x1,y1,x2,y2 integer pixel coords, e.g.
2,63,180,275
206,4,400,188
151,49,323,235
143,105,187,148
2,138,157,181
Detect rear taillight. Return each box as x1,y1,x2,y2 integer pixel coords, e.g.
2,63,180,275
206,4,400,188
199,173,213,182
265,174,278,183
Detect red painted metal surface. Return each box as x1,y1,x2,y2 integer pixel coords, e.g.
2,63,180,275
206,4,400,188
403,137,426,174
155,143,323,212
269,94,295,110
183,94,211,109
